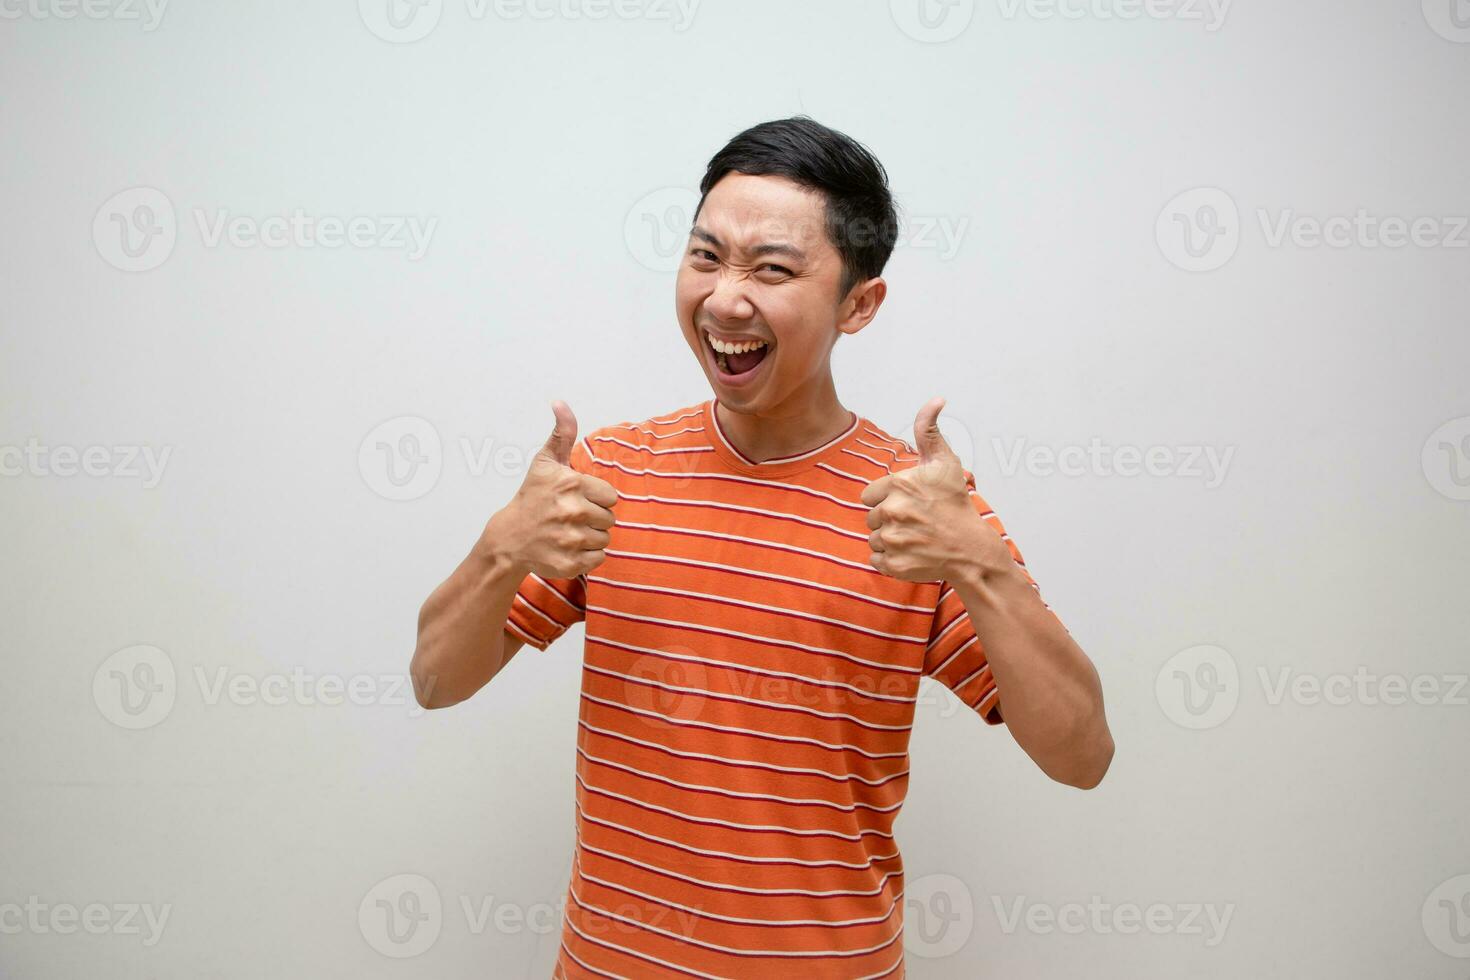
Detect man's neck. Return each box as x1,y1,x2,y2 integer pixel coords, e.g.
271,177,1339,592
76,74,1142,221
713,385,853,464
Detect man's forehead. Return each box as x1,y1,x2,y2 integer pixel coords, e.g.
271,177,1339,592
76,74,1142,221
695,175,830,253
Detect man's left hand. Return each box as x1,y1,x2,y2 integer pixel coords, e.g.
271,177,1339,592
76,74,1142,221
861,397,1014,584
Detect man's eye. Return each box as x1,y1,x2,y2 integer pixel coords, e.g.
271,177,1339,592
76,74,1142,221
689,248,718,263
759,264,793,277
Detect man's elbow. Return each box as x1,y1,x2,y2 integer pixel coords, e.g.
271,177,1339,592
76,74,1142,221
1050,729,1114,790
410,664,444,709
409,647,456,710
410,600,462,710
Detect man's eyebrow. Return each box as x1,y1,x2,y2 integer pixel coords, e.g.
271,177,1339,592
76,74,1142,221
750,241,807,262
690,226,807,262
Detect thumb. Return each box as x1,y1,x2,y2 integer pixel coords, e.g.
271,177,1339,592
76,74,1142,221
540,399,578,467
913,396,955,464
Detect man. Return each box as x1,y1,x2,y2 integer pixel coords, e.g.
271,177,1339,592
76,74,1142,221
411,116,1113,978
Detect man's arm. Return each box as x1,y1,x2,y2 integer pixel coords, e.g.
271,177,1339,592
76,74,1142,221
950,559,1113,788
863,396,1114,789
409,401,616,709
410,531,529,709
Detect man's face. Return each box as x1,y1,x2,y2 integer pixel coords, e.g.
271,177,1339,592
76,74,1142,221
675,173,872,416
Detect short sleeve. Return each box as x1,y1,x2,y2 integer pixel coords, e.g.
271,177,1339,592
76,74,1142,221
921,469,1061,725
502,434,597,651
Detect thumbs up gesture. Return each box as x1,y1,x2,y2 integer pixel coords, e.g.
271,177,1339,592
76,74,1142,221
491,400,618,580
860,397,1007,583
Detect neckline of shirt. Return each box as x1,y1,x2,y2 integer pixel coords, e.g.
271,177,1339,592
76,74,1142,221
701,398,865,478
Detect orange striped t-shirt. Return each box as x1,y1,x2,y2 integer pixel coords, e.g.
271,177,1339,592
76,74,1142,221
505,399,1052,979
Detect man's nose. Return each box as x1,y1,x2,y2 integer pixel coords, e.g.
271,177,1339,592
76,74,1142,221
704,269,754,321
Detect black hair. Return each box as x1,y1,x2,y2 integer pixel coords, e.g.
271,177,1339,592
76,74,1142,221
694,116,900,301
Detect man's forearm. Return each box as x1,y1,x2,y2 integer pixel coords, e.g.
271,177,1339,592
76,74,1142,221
411,531,528,709
951,560,1113,788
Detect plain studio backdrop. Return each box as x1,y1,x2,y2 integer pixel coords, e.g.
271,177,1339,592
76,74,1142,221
2,1,1468,977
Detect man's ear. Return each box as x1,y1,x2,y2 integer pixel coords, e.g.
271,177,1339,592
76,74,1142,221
836,276,887,337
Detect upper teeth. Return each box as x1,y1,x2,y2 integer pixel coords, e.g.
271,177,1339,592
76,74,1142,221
708,333,768,355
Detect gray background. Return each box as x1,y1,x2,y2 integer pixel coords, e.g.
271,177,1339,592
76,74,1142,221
2,0,1468,976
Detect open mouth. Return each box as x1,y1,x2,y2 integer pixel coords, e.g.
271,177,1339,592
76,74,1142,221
705,330,771,384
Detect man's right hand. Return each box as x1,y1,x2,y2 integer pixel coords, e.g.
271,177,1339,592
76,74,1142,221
484,400,618,579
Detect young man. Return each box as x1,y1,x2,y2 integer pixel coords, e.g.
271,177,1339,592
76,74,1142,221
411,117,1113,978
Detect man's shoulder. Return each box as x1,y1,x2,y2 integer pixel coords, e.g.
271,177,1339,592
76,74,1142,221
851,413,924,474
583,401,706,442
576,401,709,471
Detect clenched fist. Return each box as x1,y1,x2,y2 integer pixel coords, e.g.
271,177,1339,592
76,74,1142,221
486,400,618,580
